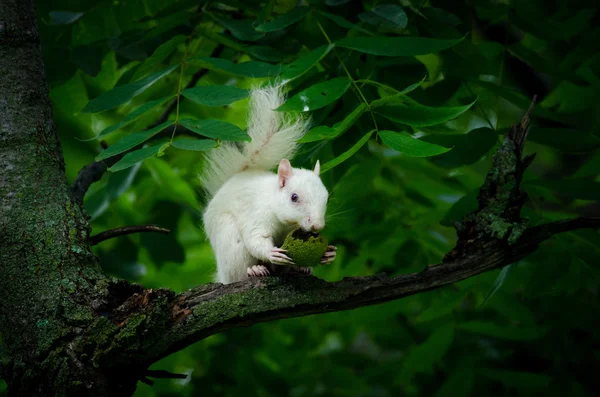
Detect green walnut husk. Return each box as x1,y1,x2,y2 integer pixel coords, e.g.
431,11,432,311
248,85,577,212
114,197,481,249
281,229,328,267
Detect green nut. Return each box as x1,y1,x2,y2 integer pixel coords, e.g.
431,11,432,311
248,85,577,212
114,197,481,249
281,229,328,267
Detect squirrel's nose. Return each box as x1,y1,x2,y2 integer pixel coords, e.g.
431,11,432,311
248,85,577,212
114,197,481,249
311,222,324,232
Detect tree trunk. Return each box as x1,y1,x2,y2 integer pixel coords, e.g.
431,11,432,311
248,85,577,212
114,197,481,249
0,1,133,395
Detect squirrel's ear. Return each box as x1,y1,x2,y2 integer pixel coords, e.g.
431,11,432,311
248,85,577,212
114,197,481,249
313,160,321,176
278,159,293,188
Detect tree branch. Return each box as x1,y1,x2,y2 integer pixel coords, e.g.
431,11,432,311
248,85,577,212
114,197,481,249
81,99,600,375
90,225,170,246
71,154,124,204
96,215,600,368
70,44,224,204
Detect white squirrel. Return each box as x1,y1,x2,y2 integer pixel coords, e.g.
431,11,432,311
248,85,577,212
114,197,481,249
201,85,336,284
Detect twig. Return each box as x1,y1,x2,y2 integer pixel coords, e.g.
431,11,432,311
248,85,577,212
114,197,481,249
139,377,154,386
523,217,600,244
71,154,124,204
70,44,224,204
145,370,188,380
90,225,170,246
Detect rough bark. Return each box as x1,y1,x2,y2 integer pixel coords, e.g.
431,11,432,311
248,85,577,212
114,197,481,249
0,1,121,395
1,1,599,396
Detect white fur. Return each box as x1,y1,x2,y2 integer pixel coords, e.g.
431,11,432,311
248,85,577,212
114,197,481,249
201,85,310,197
201,85,329,284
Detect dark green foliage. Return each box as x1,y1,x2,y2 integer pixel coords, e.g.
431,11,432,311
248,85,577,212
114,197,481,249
16,0,600,396
379,130,451,157
181,86,249,107
276,77,352,112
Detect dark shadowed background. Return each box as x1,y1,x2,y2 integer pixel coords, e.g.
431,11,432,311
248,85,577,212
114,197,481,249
2,0,599,395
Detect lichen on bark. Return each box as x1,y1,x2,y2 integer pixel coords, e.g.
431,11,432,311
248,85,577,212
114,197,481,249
0,0,113,394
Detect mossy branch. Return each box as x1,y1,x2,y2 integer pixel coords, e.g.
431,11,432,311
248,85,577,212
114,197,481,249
101,217,599,369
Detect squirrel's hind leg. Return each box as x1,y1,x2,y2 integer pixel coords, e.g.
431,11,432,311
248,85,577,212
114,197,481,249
210,213,256,284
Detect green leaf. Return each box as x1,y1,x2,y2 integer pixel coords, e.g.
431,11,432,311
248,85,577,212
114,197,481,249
574,150,600,177
379,130,452,157
331,104,368,137
375,99,476,127
246,46,286,62
179,119,250,141
425,127,498,168
172,138,217,151
423,7,462,26
415,325,454,367
337,36,463,56
276,77,351,112
321,130,375,174
281,44,335,83
49,11,84,25
525,178,600,200
145,157,199,208
434,369,474,397
363,77,425,104
130,35,186,82
482,266,512,306
182,86,249,107
255,0,275,26
254,7,310,32
300,104,367,142
108,145,162,172
84,162,142,220
82,65,179,113
478,369,551,388
415,293,466,323
96,121,173,161
457,321,544,340
299,126,338,143
157,142,170,157
440,189,479,227
400,325,455,384
211,15,265,41
97,96,172,139
370,4,408,29
188,56,281,78
316,11,375,36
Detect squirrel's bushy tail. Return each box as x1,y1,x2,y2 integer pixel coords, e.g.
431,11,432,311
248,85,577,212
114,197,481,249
201,85,310,197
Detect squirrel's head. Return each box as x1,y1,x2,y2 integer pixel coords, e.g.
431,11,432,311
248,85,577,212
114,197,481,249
275,158,328,232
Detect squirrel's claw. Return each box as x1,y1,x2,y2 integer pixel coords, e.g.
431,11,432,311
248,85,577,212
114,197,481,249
268,248,295,265
296,267,313,275
320,245,337,264
247,265,271,278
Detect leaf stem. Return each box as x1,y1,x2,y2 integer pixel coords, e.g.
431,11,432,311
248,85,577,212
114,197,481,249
355,79,401,94
315,19,378,133
170,41,191,144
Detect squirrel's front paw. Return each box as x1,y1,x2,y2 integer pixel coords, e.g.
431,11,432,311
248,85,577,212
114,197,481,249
320,245,337,264
268,247,295,265
247,265,270,277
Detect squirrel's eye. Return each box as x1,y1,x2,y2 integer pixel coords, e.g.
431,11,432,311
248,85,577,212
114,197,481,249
291,193,299,203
